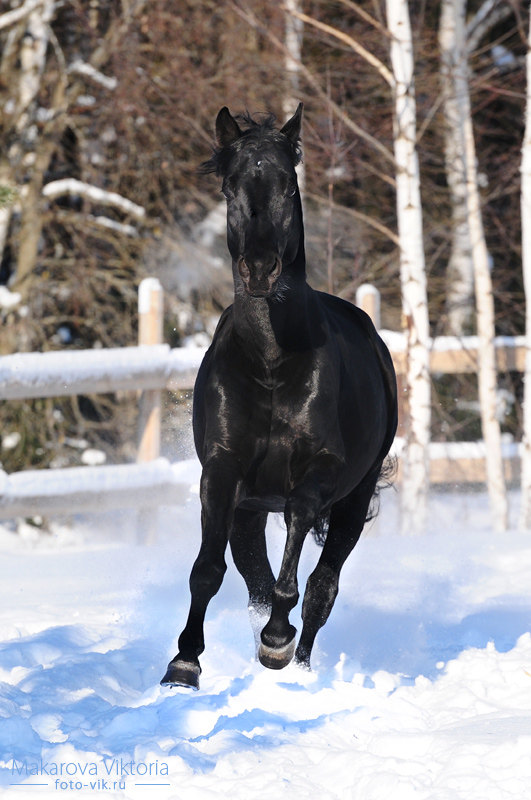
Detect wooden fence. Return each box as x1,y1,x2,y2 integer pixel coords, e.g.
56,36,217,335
357,284,524,485
0,279,526,521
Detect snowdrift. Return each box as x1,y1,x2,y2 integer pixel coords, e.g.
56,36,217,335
1,460,530,799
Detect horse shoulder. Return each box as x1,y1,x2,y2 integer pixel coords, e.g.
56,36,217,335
316,292,395,375
315,290,398,446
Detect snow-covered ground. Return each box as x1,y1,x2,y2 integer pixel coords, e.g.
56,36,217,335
1,459,530,799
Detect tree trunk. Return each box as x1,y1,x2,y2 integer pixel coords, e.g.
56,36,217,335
440,0,507,531
519,11,531,529
283,0,305,193
386,0,431,535
10,0,55,286
439,0,475,334
0,163,13,259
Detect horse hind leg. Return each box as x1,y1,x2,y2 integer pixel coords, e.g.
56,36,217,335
294,474,379,670
229,508,276,655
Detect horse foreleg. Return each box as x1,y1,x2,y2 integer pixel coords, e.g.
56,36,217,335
230,508,275,655
258,455,340,670
160,456,242,690
295,476,378,670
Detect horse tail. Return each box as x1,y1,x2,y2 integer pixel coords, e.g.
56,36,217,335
311,511,330,547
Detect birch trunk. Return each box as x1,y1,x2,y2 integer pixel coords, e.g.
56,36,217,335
519,12,531,528
10,0,55,285
439,1,474,334
0,166,12,259
386,0,431,535
440,0,507,531
283,0,305,193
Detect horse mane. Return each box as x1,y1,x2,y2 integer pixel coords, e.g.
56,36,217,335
200,110,302,176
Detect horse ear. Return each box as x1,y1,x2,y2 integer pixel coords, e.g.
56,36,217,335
215,107,242,147
280,102,303,144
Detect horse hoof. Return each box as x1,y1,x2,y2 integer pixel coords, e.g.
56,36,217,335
160,659,201,690
258,636,296,670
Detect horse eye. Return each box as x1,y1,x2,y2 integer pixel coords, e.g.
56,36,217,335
287,183,297,197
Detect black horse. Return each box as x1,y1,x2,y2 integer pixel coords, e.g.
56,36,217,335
161,104,397,690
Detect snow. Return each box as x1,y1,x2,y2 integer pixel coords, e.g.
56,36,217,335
391,435,521,460
0,286,21,310
0,345,206,400
1,461,531,799
0,459,192,518
379,330,527,354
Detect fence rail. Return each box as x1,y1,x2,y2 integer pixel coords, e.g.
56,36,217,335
0,344,204,400
0,279,526,521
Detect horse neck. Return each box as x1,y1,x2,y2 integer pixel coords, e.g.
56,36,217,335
232,239,310,362
232,283,309,364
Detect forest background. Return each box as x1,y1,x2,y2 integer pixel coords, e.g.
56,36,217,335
0,0,528,492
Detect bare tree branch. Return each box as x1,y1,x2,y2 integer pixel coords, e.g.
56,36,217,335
334,0,392,39
232,1,395,166
286,6,394,87
467,0,514,54
306,191,399,244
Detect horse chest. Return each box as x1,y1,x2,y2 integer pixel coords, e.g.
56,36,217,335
244,364,340,494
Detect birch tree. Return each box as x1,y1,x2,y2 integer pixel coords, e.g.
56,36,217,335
386,0,431,535
441,0,516,334
439,0,508,532
277,0,431,531
519,10,531,529
440,1,474,335
0,0,148,292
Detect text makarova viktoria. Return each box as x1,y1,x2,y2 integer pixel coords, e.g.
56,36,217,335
10,758,169,778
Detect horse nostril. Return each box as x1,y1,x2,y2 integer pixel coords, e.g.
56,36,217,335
238,257,250,283
269,258,281,278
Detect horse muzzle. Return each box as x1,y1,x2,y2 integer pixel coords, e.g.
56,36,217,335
237,255,282,298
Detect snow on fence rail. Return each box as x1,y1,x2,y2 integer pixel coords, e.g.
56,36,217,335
0,279,526,521
0,458,192,519
0,344,205,400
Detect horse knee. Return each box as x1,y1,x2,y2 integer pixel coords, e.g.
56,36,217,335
189,554,227,598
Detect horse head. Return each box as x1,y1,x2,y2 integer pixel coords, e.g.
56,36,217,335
206,104,304,299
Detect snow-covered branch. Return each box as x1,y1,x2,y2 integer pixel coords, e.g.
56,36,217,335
42,179,146,220
68,61,118,91
89,215,139,237
0,0,48,31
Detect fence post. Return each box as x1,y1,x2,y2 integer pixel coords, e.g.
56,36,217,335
356,283,381,329
137,278,164,543
137,278,164,463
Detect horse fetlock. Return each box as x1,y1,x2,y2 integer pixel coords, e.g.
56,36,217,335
260,619,297,650
272,581,299,609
